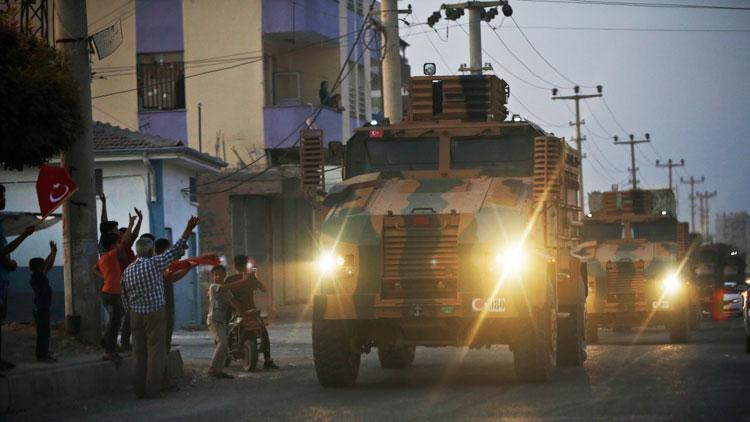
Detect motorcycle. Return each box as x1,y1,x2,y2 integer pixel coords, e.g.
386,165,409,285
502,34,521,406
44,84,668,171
226,309,269,372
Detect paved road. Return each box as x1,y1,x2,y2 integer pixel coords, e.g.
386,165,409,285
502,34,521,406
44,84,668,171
13,319,750,421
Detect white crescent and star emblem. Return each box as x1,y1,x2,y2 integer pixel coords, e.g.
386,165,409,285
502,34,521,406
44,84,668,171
49,183,70,203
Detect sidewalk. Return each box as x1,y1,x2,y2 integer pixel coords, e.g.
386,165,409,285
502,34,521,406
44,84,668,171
0,325,183,413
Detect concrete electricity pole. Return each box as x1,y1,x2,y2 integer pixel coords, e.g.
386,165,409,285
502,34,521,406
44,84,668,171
614,134,650,191
380,0,406,124
680,175,704,232
436,1,512,75
697,190,717,237
552,85,603,212
655,158,684,192
55,0,101,341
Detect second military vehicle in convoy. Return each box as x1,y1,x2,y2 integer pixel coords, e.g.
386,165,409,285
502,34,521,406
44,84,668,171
310,73,589,386
577,189,700,343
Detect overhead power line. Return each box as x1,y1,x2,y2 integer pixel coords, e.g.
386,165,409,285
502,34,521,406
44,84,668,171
514,0,750,11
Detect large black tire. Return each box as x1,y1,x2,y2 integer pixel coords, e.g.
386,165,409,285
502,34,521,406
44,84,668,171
669,305,690,344
513,283,557,382
242,332,259,372
585,316,598,344
378,345,416,369
557,302,586,366
312,319,361,387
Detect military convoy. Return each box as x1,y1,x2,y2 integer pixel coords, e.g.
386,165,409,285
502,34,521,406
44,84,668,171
576,189,700,343
310,74,589,386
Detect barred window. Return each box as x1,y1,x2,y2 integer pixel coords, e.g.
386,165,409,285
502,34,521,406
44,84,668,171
137,52,186,111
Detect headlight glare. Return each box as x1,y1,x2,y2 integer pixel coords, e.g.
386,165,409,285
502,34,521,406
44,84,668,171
494,245,528,275
318,251,348,275
661,274,681,295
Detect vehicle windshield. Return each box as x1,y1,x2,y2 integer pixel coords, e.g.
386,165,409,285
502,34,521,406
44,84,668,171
353,138,439,175
450,135,534,176
631,220,676,241
582,222,623,241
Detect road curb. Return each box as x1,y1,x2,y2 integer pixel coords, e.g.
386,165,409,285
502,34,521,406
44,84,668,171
0,349,183,413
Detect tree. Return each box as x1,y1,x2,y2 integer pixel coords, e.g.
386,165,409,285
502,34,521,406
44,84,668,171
0,16,82,171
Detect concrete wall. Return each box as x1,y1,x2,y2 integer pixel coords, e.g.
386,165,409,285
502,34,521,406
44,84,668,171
88,0,139,130
182,0,265,166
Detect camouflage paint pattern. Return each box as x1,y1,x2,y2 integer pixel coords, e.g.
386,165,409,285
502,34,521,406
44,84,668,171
314,121,562,321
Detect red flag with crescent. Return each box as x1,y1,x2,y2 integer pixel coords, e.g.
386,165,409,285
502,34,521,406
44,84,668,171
36,165,78,218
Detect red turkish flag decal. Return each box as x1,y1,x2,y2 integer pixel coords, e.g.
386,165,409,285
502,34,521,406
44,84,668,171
36,165,78,218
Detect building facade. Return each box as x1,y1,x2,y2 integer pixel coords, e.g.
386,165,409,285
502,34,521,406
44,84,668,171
716,212,750,257
0,123,225,326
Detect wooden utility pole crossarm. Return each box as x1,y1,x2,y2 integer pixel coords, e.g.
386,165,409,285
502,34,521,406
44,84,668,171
655,158,684,192
680,175,705,232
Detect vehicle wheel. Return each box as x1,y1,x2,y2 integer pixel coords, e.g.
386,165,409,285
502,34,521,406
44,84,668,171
745,334,750,354
513,283,556,382
242,332,259,372
689,305,701,330
585,316,598,344
557,302,586,366
669,304,690,344
312,319,361,387
378,345,416,369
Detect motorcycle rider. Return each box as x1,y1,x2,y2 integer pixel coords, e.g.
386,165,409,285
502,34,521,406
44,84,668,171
224,255,278,370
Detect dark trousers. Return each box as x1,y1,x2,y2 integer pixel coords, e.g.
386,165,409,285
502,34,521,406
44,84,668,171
33,308,50,359
261,326,271,361
101,293,122,354
131,309,166,398
120,306,131,347
165,306,174,353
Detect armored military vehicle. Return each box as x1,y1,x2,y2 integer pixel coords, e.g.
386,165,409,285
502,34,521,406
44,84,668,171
311,74,588,386
577,189,699,343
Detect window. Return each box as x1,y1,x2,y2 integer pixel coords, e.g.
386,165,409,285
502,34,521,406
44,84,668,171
582,222,624,242
450,136,534,176
189,177,198,203
137,52,185,111
273,72,302,105
348,62,366,120
632,221,676,241
364,138,439,173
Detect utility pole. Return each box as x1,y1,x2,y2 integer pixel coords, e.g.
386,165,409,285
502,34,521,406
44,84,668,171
552,85,603,212
697,190,717,237
614,133,650,191
680,175,704,232
433,1,512,75
55,0,101,342
380,0,408,124
655,158,684,192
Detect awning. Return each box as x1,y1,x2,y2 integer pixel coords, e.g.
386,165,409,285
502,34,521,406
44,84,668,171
0,212,61,237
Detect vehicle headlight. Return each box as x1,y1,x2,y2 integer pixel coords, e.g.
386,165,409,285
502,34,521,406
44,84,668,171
494,245,528,276
317,251,355,276
661,274,681,295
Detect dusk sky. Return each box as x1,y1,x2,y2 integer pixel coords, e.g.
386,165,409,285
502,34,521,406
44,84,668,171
399,0,750,226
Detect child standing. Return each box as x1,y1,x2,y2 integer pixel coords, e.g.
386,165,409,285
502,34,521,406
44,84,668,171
29,241,57,363
207,265,241,379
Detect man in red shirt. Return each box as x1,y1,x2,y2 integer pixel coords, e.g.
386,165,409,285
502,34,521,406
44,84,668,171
92,211,140,362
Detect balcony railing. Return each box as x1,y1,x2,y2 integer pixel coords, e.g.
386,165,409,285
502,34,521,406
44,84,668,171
263,105,343,149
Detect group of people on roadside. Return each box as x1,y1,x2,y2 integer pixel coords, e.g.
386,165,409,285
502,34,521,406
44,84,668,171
0,184,56,369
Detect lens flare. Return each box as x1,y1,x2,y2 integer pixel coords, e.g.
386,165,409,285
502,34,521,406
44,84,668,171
662,274,681,295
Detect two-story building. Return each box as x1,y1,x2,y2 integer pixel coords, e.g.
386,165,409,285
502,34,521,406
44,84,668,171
87,0,410,316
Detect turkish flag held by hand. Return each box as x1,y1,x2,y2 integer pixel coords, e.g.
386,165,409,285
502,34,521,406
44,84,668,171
166,256,221,273
36,165,78,218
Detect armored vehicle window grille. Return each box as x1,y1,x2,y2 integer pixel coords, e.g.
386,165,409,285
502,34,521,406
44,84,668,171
605,261,646,303
631,220,676,241
449,136,533,176
381,225,459,299
582,222,624,242
364,138,439,173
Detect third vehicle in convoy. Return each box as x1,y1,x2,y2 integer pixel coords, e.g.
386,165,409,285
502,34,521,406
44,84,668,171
577,189,700,343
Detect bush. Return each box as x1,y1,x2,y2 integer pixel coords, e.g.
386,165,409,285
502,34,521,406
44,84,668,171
0,17,82,171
